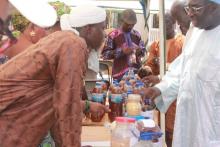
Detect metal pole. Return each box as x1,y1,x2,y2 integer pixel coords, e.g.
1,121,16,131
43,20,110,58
159,0,166,147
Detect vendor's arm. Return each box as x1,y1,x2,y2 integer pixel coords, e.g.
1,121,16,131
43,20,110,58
143,54,183,112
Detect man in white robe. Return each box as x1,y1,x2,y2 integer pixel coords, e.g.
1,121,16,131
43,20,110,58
143,0,220,146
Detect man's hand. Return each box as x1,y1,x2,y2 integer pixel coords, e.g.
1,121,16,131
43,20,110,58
142,75,160,87
143,87,161,101
89,102,110,116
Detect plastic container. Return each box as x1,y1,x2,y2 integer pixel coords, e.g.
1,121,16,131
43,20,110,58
124,81,133,93
91,83,105,122
133,81,145,96
127,115,145,121
133,132,162,147
111,117,136,147
108,84,123,122
126,94,142,116
141,97,156,119
134,119,163,147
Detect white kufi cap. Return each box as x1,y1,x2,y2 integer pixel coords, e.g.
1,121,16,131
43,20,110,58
60,5,106,31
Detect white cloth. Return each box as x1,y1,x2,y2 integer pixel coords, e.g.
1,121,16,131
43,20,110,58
155,25,220,147
9,0,57,27
88,49,99,73
60,5,106,30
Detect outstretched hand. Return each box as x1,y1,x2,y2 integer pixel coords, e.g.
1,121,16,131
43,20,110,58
142,75,160,87
142,87,161,101
89,102,110,116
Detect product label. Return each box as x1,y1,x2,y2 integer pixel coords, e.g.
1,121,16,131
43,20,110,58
92,93,104,102
111,94,123,103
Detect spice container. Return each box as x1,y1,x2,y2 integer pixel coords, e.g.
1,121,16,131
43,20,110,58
108,83,123,122
126,94,141,116
91,83,105,122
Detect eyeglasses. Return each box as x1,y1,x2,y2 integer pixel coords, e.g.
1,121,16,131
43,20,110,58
184,5,206,14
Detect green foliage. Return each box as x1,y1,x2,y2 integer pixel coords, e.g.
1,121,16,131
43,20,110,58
11,12,30,33
49,1,71,20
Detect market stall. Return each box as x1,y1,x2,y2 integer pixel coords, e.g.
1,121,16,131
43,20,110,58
45,1,170,146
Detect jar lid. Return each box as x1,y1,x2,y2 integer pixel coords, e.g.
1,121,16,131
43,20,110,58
127,90,133,94
140,132,163,141
115,117,135,123
128,94,141,101
127,115,144,121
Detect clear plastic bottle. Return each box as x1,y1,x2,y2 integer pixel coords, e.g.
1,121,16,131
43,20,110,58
111,117,135,147
126,94,142,116
127,68,135,79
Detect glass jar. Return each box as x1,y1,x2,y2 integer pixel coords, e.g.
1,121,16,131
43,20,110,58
111,117,135,147
126,94,141,116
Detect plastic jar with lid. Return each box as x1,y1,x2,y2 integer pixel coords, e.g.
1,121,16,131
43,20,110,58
133,132,155,147
108,83,123,122
91,82,105,122
126,94,142,116
134,119,163,147
111,117,136,147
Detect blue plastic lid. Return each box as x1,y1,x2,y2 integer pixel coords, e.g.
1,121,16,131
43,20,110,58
127,115,144,121
127,90,133,94
95,82,102,87
140,132,152,141
140,132,163,141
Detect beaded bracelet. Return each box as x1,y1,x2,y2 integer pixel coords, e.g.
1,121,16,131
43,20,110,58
84,100,90,113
